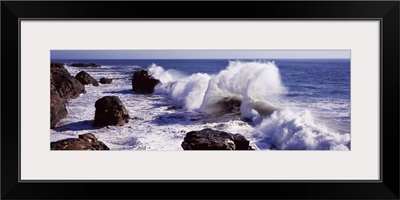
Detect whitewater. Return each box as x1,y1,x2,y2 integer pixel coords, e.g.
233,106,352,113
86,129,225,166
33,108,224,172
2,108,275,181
50,60,351,150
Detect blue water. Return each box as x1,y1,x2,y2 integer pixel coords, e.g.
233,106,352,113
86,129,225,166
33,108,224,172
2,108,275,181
54,59,351,134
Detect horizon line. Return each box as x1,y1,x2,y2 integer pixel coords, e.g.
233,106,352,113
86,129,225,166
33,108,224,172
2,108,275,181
51,58,351,60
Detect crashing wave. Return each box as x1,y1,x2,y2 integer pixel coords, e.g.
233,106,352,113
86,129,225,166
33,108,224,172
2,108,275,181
148,60,350,150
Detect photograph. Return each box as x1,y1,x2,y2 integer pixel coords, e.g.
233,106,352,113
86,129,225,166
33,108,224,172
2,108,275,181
50,50,351,151
2,0,398,199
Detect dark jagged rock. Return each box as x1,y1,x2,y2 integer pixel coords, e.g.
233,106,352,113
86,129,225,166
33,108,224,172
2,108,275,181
50,133,109,150
75,71,99,86
50,84,68,128
200,98,242,115
232,134,251,150
181,128,253,150
51,62,65,68
132,70,161,93
70,63,101,68
51,62,85,99
94,96,130,126
217,98,241,113
50,62,84,128
99,77,113,84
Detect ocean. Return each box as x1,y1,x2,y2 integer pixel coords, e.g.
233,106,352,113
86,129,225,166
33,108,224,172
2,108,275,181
50,59,351,150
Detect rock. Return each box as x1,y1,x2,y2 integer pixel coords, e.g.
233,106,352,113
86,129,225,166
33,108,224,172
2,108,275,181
78,133,109,150
50,84,68,128
166,105,182,110
50,62,85,128
218,98,241,113
232,134,251,150
75,71,99,86
202,97,241,114
269,144,277,150
99,77,112,84
94,96,130,126
132,70,161,93
70,63,101,68
51,62,65,68
51,133,109,150
181,128,253,150
51,62,85,99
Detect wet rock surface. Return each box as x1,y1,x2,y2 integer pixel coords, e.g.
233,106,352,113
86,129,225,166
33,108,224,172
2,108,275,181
94,96,130,126
75,71,99,86
99,77,113,84
181,128,253,150
132,70,161,93
50,84,68,128
51,62,85,100
50,62,85,128
51,133,109,150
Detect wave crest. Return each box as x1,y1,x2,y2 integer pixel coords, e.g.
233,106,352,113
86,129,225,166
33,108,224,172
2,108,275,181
254,110,350,150
150,60,286,116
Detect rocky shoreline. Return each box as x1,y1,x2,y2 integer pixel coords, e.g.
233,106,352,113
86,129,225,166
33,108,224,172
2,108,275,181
50,62,85,128
50,62,254,150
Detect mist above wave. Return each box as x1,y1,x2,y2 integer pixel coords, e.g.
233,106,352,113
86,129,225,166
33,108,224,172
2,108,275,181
150,61,286,116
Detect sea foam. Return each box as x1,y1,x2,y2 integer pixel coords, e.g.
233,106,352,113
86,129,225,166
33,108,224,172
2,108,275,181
151,61,286,115
148,61,350,150
253,110,350,150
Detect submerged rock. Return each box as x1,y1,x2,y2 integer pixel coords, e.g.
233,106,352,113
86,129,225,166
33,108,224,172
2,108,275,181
269,144,278,150
51,133,109,150
217,98,241,113
201,97,242,114
132,70,161,93
99,77,113,84
166,105,182,110
181,128,253,150
51,62,85,99
70,63,101,68
94,96,130,126
75,71,99,86
50,84,68,128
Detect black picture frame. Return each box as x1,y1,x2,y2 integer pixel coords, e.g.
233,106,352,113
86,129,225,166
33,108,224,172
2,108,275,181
1,1,399,199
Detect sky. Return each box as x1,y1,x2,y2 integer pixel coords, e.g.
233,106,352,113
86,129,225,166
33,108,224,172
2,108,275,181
51,50,350,60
